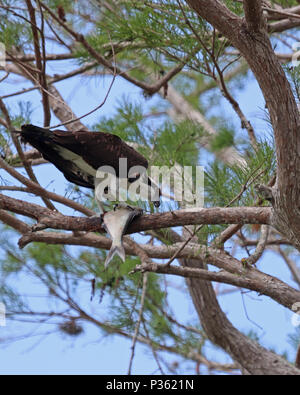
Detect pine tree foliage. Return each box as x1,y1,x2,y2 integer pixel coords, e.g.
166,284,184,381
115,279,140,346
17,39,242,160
0,0,300,375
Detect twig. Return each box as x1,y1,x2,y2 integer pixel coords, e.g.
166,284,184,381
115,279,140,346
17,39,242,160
276,246,300,287
214,174,276,246
244,225,269,266
142,320,166,375
178,0,259,149
1,62,98,100
263,6,300,21
127,272,148,375
39,1,189,96
44,32,118,129
47,70,116,129
0,157,94,216
0,71,9,84
163,224,203,267
25,0,51,126
0,97,55,210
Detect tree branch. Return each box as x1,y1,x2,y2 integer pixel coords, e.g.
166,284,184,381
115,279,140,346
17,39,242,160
131,257,300,311
0,192,272,232
39,1,188,96
0,210,31,234
244,224,269,266
25,0,51,126
268,18,300,33
187,0,300,250
0,98,55,210
243,0,264,32
0,158,94,216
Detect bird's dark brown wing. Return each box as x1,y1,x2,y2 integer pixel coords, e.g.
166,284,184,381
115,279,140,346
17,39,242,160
18,125,94,188
19,124,149,184
51,129,149,177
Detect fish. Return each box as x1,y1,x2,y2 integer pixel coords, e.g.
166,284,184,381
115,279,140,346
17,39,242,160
103,204,143,268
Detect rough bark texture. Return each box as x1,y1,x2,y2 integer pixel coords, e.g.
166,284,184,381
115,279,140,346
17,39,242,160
186,0,300,248
1,0,300,375
0,193,272,232
183,0,300,375
184,257,300,375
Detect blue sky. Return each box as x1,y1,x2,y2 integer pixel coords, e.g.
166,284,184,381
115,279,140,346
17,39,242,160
0,57,299,374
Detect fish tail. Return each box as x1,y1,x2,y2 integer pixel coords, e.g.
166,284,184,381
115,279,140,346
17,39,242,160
104,242,126,268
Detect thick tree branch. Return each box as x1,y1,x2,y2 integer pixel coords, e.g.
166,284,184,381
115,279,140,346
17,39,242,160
146,225,300,374
244,224,269,266
182,1,300,373
186,0,300,248
243,0,264,32
131,257,300,311
268,18,300,33
0,192,272,232
11,224,300,313
186,0,243,41
264,6,300,21
0,210,31,234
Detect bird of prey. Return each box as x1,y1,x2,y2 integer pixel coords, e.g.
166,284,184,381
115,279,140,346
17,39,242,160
17,124,161,211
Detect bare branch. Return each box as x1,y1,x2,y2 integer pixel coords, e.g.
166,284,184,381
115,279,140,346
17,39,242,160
276,246,300,287
12,223,300,314
0,191,272,232
127,273,148,375
0,158,94,216
39,1,189,96
25,0,51,126
268,18,300,33
244,225,269,266
0,98,55,210
264,6,300,21
0,209,31,234
6,53,76,62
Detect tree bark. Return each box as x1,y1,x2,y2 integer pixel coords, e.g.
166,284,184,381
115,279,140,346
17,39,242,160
186,0,300,248
183,0,300,374
184,256,300,375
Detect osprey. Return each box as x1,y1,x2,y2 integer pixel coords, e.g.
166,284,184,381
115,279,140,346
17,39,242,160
17,124,161,211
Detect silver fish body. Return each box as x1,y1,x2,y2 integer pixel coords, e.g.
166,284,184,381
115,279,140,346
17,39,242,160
103,204,143,267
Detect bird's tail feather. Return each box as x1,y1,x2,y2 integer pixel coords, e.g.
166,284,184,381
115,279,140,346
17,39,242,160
104,243,126,268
